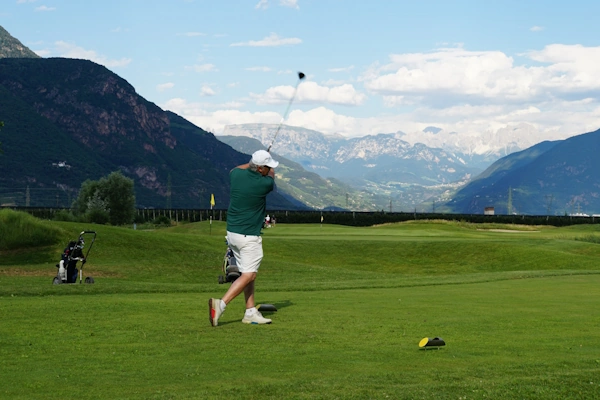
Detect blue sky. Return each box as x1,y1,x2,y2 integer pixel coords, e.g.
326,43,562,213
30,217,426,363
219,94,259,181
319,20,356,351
3,0,600,147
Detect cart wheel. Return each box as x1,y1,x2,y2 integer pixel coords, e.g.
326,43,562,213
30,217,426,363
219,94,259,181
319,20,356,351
52,277,61,285
85,277,95,284
218,275,224,284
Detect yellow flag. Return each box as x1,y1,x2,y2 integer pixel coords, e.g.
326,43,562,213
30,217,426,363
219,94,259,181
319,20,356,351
210,193,215,208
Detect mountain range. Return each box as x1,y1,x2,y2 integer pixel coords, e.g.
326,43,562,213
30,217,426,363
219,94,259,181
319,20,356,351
221,124,497,210
442,129,600,215
0,55,302,210
216,134,393,211
2,24,600,215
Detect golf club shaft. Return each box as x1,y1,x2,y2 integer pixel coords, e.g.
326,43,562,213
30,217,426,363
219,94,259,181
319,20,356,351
267,72,305,152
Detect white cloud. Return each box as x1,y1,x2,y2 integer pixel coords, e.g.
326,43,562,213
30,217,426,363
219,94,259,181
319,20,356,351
162,97,281,134
178,32,206,37
34,5,55,11
163,94,600,147
526,44,600,91
362,45,600,109
255,0,269,9
165,44,600,150
252,81,366,106
156,82,174,92
280,0,299,9
255,0,299,9
286,107,364,136
53,41,131,67
34,49,50,57
185,63,218,72
530,26,544,32
245,66,272,72
230,33,302,47
200,85,217,96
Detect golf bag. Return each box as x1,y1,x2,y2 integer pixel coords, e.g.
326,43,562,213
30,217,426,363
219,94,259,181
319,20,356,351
57,240,83,283
53,231,96,285
218,246,241,284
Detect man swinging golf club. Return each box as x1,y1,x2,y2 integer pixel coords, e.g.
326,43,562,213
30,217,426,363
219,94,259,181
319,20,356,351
209,149,279,326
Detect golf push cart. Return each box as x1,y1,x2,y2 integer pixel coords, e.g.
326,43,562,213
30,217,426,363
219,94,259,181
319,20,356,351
53,231,97,285
217,240,277,313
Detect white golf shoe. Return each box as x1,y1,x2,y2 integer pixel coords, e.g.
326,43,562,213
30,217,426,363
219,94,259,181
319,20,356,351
242,311,272,325
209,298,223,327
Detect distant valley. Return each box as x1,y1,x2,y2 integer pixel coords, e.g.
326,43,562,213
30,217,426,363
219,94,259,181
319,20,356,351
219,124,501,211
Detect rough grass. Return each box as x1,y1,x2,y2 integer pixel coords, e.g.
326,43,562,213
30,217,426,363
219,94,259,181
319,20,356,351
0,208,66,251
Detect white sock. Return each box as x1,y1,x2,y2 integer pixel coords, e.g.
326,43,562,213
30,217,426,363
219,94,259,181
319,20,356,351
245,307,257,317
220,300,227,312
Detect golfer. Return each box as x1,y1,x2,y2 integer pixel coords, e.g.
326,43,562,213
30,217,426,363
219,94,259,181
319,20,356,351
209,150,279,326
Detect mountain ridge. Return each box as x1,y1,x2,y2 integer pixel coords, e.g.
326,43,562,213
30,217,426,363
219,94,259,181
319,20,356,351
442,129,600,215
0,25,40,59
0,56,301,210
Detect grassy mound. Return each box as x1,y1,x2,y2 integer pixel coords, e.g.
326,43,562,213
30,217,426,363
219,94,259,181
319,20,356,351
0,208,66,251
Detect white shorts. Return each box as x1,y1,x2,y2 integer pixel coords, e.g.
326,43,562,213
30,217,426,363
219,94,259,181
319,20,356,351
226,231,264,273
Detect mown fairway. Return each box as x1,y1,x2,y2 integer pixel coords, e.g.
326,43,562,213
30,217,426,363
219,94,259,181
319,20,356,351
1,218,600,399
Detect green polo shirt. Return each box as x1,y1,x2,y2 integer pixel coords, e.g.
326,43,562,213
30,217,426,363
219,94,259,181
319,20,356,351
226,168,274,236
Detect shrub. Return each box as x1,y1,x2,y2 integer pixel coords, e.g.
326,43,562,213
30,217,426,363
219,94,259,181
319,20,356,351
53,210,78,222
152,215,172,226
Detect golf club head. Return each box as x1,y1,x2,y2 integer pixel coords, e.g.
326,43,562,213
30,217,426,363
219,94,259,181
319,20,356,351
419,337,446,348
257,304,277,312
298,71,305,80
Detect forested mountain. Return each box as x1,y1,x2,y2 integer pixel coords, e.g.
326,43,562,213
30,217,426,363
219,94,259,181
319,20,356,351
0,57,301,209
442,129,600,215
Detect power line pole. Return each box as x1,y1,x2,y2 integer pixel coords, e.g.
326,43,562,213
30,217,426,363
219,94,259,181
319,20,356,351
545,194,554,215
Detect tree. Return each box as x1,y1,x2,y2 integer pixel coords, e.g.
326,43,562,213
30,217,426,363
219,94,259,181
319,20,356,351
98,171,136,225
73,171,136,225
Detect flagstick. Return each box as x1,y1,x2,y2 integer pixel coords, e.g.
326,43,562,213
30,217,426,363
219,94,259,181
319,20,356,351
209,193,215,235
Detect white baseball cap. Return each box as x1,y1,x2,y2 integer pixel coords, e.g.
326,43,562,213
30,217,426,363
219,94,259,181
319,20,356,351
251,150,279,168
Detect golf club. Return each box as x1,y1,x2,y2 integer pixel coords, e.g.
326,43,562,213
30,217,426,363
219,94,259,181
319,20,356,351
266,71,306,152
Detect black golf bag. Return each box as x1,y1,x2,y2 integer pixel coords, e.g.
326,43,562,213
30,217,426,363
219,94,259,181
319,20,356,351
218,246,241,284
57,240,83,283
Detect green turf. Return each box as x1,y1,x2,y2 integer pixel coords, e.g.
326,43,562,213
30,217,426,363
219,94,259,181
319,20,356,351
1,218,599,399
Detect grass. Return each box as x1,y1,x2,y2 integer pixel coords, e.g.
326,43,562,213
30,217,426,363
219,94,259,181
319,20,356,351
1,212,600,399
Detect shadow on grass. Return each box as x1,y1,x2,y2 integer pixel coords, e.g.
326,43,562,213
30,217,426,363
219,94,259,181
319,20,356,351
261,299,294,313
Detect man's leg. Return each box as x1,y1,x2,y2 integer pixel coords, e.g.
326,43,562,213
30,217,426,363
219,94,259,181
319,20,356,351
223,272,256,305
244,279,255,309
210,274,254,327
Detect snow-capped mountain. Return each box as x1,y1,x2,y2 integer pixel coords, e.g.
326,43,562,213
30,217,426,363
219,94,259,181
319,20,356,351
219,123,504,209
396,123,550,158
221,122,548,164
221,123,497,181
